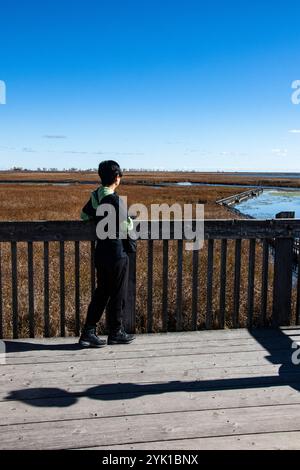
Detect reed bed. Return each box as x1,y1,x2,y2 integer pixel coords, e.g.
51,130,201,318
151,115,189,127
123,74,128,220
0,179,298,338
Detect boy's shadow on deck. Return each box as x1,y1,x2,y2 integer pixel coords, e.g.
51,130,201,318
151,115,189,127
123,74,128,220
4,328,300,408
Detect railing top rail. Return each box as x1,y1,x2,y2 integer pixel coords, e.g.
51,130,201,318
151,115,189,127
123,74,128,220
0,219,300,241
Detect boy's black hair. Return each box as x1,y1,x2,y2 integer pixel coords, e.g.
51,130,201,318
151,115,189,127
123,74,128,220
98,160,123,186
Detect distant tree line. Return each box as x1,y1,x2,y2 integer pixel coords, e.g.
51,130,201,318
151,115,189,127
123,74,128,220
5,167,205,173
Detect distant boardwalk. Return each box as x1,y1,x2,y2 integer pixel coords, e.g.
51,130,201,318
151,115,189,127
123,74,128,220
1,328,300,450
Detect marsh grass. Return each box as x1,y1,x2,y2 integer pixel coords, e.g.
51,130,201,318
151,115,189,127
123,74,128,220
0,178,298,338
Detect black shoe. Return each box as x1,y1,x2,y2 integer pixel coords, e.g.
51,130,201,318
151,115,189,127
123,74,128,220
79,326,106,348
107,329,135,345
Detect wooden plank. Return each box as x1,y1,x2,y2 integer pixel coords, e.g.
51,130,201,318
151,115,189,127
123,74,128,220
147,239,153,333
74,241,80,336
27,242,35,338
151,218,300,240
273,238,294,326
4,326,298,347
11,241,18,339
2,367,300,404
0,221,97,242
3,341,296,366
233,239,242,328
191,248,199,330
0,244,2,339
2,403,300,450
4,328,298,355
1,345,295,370
206,239,214,329
2,350,298,393
43,242,50,337
176,239,183,331
3,329,299,367
4,338,296,364
4,326,298,348
219,239,227,329
162,240,168,332
59,241,65,337
247,239,256,328
0,219,300,242
90,431,300,450
1,385,300,427
1,349,295,379
3,328,298,359
260,239,269,326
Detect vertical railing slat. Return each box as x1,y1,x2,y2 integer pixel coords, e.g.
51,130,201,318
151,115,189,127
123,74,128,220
44,241,50,337
206,239,214,329
90,241,95,299
0,244,2,339
233,239,242,328
59,241,65,337
75,241,80,336
11,241,18,339
27,241,35,337
123,251,137,334
260,239,269,326
296,248,300,326
272,237,294,326
191,247,199,331
147,239,153,333
176,239,183,331
162,239,168,332
219,239,227,329
247,239,256,328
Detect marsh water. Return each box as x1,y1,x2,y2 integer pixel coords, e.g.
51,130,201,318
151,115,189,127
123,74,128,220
234,189,300,219
175,182,300,218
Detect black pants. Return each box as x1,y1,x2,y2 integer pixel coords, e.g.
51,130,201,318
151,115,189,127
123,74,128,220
85,255,129,334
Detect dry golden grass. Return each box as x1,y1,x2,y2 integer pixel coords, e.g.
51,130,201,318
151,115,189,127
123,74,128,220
0,182,244,221
0,174,298,338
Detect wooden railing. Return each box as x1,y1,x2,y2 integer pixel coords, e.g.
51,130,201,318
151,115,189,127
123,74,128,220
216,187,263,206
0,219,300,339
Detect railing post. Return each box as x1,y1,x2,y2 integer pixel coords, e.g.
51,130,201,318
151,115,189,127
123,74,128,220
272,212,295,327
123,251,137,334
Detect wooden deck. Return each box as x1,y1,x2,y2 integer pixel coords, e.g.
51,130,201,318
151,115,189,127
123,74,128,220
1,328,300,450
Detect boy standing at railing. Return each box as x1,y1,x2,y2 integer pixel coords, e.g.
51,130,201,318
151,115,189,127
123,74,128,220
79,160,135,347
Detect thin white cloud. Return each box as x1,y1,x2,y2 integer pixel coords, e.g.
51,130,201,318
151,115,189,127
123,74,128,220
0,145,15,151
289,129,300,134
219,151,248,157
64,150,88,154
94,151,144,156
43,135,67,139
272,148,288,157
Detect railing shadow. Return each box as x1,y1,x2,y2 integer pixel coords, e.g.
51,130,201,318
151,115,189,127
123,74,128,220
4,341,83,353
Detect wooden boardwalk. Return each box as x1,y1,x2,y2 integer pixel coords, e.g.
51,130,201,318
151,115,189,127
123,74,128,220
1,328,300,450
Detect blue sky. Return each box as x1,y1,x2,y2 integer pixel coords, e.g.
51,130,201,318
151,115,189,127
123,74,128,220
0,0,300,171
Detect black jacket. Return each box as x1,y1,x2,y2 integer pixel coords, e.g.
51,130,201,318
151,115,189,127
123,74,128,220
81,189,135,261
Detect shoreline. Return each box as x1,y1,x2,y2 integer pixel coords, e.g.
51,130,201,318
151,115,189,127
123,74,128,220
0,171,300,189
0,179,299,192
